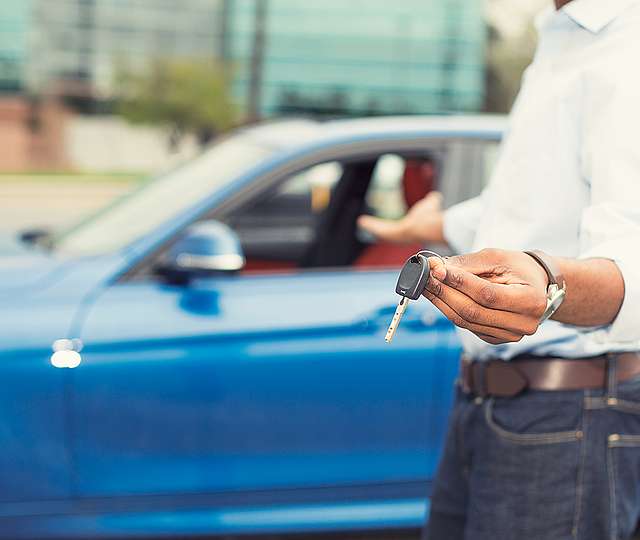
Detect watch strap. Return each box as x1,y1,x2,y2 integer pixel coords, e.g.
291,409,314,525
524,250,565,288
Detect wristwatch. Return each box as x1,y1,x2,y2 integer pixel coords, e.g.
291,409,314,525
524,250,567,322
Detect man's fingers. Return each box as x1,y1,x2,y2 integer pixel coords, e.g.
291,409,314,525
424,292,524,344
357,215,412,244
427,256,447,281
429,260,545,317
475,333,511,345
423,279,539,336
446,248,508,277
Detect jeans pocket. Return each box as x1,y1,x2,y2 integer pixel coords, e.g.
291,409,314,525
608,434,640,540
485,395,583,445
471,395,583,538
613,373,640,415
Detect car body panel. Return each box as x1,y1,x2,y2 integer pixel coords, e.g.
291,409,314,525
0,241,67,295
0,249,131,505
72,270,460,495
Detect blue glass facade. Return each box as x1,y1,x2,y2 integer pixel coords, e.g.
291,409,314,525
226,0,486,117
0,0,31,91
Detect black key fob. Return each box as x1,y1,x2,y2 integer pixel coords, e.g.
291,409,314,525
395,254,431,300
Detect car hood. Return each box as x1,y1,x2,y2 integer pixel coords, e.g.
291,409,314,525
0,235,69,294
0,235,129,352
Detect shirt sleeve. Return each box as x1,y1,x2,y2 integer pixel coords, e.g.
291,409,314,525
442,194,485,254
578,74,640,343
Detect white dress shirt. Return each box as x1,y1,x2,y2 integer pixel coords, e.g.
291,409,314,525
443,0,640,360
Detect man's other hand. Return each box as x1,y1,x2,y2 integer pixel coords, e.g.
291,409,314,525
423,249,549,344
357,191,445,244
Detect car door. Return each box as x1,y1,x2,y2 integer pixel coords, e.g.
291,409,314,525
67,147,463,523
71,269,460,505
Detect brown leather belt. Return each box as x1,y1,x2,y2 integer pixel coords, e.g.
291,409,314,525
460,352,640,397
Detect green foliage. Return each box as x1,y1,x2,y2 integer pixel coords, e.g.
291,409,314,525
116,59,236,145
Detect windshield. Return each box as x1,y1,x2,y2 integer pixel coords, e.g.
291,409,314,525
53,134,276,256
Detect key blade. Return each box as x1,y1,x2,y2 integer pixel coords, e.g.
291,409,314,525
385,297,409,343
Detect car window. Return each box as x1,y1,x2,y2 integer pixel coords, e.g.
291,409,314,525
480,140,501,187
439,139,500,208
226,161,344,270
365,154,407,220
365,152,441,219
53,134,276,256
276,161,343,213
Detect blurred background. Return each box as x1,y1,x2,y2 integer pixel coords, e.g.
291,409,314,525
0,0,543,233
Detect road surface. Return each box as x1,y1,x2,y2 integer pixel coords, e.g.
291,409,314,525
0,181,132,236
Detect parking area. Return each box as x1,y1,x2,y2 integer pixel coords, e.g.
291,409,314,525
0,176,134,235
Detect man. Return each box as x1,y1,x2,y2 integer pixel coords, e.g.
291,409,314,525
358,0,640,538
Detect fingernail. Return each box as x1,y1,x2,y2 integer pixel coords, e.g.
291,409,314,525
432,267,446,281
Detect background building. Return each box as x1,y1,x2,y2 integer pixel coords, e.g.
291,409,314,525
0,0,32,92
0,0,493,171
226,0,486,118
19,0,487,117
26,0,225,102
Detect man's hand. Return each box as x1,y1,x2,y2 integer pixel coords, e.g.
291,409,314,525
357,191,446,244
423,249,549,344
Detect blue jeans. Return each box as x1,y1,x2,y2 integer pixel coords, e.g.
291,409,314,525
425,357,640,540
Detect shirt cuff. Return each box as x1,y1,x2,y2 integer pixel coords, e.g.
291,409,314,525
579,238,640,344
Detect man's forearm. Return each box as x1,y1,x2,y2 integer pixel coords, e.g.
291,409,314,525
552,257,625,327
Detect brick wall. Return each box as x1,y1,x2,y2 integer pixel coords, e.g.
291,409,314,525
0,97,31,171
0,96,69,171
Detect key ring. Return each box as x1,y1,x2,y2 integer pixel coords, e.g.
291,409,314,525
416,249,447,266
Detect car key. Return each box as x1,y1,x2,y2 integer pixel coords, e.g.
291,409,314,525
385,253,432,343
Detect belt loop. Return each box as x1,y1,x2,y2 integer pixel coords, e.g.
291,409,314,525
460,354,472,394
476,361,488,398
606,353,618,400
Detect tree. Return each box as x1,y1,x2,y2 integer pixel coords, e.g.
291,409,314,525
116,58,236,148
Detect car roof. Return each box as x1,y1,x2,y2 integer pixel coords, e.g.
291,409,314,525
243,115,507,151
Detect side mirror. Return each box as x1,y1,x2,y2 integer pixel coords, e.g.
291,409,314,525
19,227,50,246
156,221,245,283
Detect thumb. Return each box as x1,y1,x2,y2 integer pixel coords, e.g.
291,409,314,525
357,215,411,244
427,256,447,281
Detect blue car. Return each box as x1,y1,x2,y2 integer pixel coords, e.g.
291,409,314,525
0,115,504,539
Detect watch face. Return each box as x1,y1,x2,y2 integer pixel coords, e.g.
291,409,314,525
542,286,566,321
